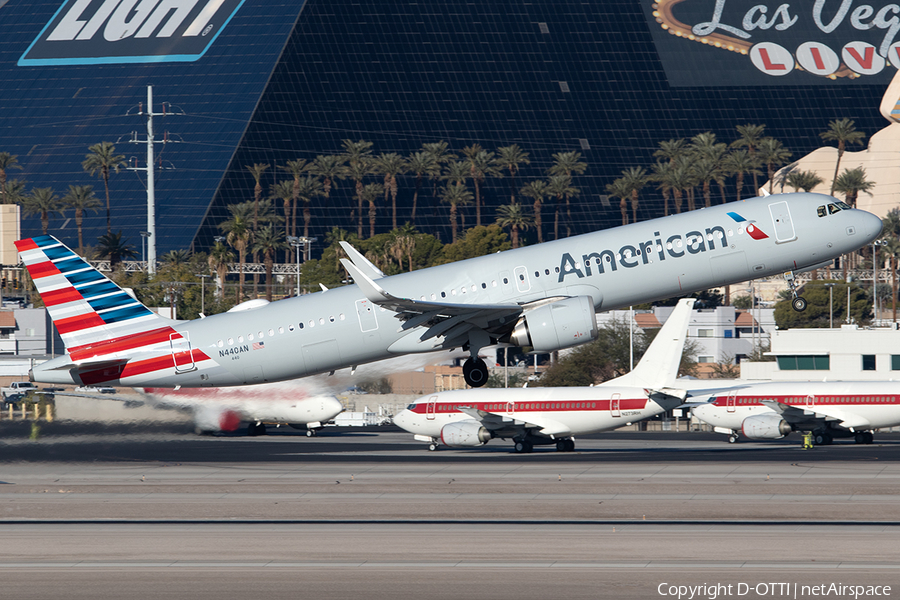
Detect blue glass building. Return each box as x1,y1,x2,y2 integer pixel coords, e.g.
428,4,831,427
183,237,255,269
0,0,892,254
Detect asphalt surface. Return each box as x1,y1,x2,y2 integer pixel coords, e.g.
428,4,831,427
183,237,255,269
3,422,900,599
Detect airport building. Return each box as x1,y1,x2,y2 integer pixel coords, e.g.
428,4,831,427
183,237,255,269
0,1,896,257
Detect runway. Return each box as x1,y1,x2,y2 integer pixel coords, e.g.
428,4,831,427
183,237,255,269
2,423,900,599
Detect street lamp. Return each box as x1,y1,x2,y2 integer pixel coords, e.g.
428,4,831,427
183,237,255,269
197,274,210,315
140,231,151,271
873,240,885,323
823,283,835,328
287,236,302,297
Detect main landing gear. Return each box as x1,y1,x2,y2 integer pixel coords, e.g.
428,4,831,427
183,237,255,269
247,421,267,436
784,271,807,312
463,357,489,387
728,432,740,444
514,438,534,453
854,431,874,444
556,438,575,452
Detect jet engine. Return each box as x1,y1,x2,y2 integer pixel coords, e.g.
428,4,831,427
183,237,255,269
741,414,792,440
508,296,598,353
193,405,242,433
440,420,492,447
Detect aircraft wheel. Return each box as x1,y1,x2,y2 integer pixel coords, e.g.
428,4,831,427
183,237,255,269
865,432,874,444
556,440,566,452
564,439,575,452
428,443,439,451
814,432,832,445
792,297,807,312
728,433,739,444
306,429,316,437
514,439,533,453
463,357,489,388
855,432,867,444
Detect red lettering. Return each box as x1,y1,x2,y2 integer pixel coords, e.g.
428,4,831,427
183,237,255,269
811,47,825,70
759,48,787,71
846,46,873,69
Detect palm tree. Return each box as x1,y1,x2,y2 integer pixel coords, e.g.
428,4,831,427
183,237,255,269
820,118,866,196
620,167,648,223
548,151,587,236
463,145,500,226
296,176,324,239
495,144,530,204
373,153,406,230
269,180,294,256
219,203,253,302
650,161,673,215
546,174,578,239
520,180,549,243
96,231,137,269
653,138,688,166
389,225,418,272
21,187,60,235
731,124,766,192
785,169,824,193
341,139,375,237
691,157,719,208
82,142,125,235
361,182,385,238
406,151,440,225
882,208,900,321
757,138,792,193
0,152,23,205
440,183,473,243
833,166,876,209
252,226,286,302
2,179,27,204
722,149,761,201
62,184,101,250
422,141,457,210
307,154,346,198
161,249,191,266
663,162,693,213
207,241,234,300
278,159,309,238
605,177,631,226
495,203,533,249
245,163,270,231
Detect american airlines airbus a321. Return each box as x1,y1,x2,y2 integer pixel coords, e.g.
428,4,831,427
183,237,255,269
393,299,695,453
18,193,881,390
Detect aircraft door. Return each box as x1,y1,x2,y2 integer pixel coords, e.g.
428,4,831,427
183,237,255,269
611,393,621,417
506,400,515,415
726,392,736,413
426,396,437,420
513,266,531,293
806,394,815,408
355,299,378,332
169,332,195,373
769,201,797,243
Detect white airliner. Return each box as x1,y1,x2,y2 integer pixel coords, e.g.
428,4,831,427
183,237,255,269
138,385,343,436
393,299,695,453
691,381,900,445
17,193,881,391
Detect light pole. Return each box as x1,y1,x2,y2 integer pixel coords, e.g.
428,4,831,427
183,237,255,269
287,236,302,296
198,274,210,315
873,240,884,323
824,283,835,328
140,231,151,271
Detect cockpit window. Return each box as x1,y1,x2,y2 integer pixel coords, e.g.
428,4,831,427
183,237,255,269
407,403,417,410
828,203,841,214
817,205,826,217
836,201,851,210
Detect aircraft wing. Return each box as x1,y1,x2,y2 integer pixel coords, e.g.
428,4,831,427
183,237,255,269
760,400,871,430
340,258,523,344
456,407,572,437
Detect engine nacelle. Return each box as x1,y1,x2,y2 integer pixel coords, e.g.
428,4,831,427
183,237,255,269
193,405,242,433
509,296,598,352
440,420,492,447
741,413,792,440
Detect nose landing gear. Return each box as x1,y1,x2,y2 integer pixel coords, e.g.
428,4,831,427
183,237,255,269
785,271,807,312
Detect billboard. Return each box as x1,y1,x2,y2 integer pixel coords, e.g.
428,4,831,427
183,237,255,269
19,0,245,66
644,0,900,86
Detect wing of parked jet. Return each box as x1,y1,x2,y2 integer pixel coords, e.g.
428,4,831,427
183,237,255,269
455,406,572,437
761,399,872,430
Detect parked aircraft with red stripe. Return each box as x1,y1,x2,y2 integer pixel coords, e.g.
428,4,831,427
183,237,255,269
691,382,900,445
16,193,882,390
392,299,695,453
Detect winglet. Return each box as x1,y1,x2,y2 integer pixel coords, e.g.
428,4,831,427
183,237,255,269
340,258,393,304
339,241,385,279
604,298,695,389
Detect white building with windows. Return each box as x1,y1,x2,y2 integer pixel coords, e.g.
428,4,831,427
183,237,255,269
740,324,900,381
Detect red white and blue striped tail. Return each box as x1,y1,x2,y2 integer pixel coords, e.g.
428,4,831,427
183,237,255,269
16,235,169,351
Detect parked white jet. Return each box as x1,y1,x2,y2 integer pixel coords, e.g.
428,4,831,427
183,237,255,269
139,385,343,436
691,381,900,445
18,193,881,390
393,298,695,453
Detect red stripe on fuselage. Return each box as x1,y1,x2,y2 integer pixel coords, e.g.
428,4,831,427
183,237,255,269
410,398,646,414
15,238,39,252
712,394,900,406
43,287,84,307
27,260,61,279
69,327,177,361
55,312,106,334
79,348,211,385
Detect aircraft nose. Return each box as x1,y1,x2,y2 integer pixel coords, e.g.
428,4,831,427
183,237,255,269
393,409,412,432
326,397,344,418
691,404,711,422
861,210,884,241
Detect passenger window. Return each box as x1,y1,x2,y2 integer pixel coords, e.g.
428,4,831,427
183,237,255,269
534,271,539,277
258,331,264,338
299,323,304,329
481,283,486,289
441,292,446,298
503,278,509,284
227,337,233,345
238,336,244,343
217,340,223,347
288,324,294,332
268,328,275,336
248,333,254,340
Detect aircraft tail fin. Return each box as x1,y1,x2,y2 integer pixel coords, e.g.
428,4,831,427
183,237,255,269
16,235,171,352
605,298,695,389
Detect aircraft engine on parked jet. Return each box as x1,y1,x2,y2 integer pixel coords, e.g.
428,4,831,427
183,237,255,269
508,296,598,353
192,405,242,433
741,414,792,440
440,420,492,447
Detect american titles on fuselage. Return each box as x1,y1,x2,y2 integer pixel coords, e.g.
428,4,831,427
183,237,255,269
558,225,730,283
